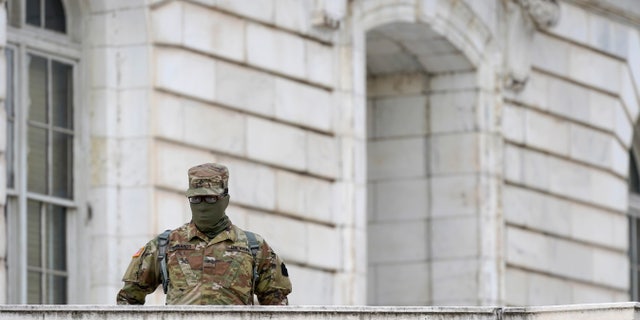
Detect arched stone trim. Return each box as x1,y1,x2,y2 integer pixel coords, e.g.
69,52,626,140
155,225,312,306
61,0,90,43
346,0,505,306
626,32,640,145
354,0,497,72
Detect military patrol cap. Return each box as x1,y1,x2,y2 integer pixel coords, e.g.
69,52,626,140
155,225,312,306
185,163,229,197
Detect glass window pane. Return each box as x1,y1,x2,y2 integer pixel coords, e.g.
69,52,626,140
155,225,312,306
26,0,41,27
28,126,48,194
636,219,640,260
6,121,14,188
28,54,48,124
637,270,640,301
631,151,640,193
632,266,636,301
27,271,42,304
631,216,636,258
52,132,72,198
51,61,73,129
6,48,14,118
27,201,42,267
45,0,66,33
47,275,67,304
47,205,67,270
6,49,15,188
631,216,639,300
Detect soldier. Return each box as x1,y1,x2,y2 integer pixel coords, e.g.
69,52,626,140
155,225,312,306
116,163,292,305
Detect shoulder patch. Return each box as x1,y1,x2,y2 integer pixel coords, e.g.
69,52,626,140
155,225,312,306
132,246,144,258
281,263,289,277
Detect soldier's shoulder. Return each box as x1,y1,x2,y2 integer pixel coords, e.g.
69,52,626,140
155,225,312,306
233,225,265,243
137,236,159,256
147,224,185,246
172,222,190,233
167,223,192,241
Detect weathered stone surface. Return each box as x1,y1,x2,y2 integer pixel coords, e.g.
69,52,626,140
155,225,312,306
3,303,640,320
7,0,640,308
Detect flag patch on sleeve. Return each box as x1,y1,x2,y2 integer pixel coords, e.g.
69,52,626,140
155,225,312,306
132,247,144,257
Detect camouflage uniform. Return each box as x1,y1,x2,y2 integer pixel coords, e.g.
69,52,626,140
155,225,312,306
117,222,291,305
116,163,292,305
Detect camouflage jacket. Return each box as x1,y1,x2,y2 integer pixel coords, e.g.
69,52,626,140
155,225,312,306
116,222,292,305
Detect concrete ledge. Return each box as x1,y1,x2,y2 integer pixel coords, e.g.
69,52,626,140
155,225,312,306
0,303,639,320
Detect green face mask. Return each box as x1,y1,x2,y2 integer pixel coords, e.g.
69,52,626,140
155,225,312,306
190,195,230,235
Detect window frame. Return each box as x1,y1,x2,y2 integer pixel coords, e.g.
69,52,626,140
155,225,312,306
5,0,83,304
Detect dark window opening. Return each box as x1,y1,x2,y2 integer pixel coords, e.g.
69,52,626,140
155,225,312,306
26,0,66,33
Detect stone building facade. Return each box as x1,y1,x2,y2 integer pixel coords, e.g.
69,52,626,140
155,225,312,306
0,0,639,307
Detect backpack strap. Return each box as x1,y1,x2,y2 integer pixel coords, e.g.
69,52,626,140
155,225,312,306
157,229,172,294
245,231,260,303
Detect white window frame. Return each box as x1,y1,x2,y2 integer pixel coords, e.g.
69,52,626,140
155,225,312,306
5,0,84,304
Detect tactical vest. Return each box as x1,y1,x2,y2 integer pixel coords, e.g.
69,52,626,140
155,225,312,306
156,229,261,301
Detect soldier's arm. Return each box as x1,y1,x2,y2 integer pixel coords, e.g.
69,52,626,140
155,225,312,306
254,238,292,305
116,239,162,305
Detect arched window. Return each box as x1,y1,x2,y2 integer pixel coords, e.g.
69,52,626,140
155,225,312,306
5,0,79,304
26,0,66,32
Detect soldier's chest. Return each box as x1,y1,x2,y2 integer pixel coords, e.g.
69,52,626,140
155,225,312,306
165,241,254,289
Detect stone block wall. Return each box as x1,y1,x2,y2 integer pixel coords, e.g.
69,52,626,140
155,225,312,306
86,0,155,304
2,0,639,307
361,0,503,302
146,0,345,305
366,73,431,305
78,0,640,307
502,0,640,305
